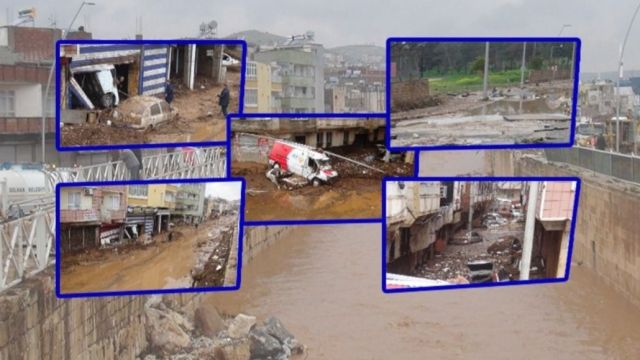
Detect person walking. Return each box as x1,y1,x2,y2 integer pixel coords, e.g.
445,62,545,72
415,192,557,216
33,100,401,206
217,81,230,117
165,81,174,106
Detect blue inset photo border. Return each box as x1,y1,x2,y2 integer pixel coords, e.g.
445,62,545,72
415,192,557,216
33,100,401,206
226,112,416,226
381,176,582,294
385,37,582,151
55,39,248,152
55,177,246,298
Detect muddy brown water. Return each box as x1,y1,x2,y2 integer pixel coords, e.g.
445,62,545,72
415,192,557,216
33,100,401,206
206,224,640,359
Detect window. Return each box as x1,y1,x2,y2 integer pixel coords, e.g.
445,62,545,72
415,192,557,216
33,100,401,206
105,194,120,210
343,131,349,145
128,185,148,197
316,132,323,147
245,89,258,106
326,132,332,147
68,192,81,209
246,62,257,80
150,103,161,116
0,90,16,117
165,191,175,203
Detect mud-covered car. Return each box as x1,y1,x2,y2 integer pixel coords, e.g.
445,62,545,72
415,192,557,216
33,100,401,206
113,96,178,130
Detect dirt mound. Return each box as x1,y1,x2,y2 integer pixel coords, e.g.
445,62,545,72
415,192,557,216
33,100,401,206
61,123,148,146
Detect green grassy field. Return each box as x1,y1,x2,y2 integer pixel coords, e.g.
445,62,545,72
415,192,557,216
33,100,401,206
427,69,526,94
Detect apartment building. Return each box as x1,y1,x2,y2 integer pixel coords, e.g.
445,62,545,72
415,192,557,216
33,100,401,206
244,60,282,112
59,185,128,252
254,32,325,113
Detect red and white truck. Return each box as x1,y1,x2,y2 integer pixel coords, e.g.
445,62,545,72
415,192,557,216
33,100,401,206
267,140,338,187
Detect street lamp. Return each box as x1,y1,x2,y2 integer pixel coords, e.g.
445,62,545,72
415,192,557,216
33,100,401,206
615,1,640,153
41,1,95,164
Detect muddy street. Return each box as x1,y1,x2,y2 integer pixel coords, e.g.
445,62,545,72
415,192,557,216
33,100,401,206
206,224,640,359
60,215,237,293
233,161,383,221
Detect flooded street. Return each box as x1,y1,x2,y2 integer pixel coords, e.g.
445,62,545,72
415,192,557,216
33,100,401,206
61,218,232,292
234,161,383,221
206,224,640,359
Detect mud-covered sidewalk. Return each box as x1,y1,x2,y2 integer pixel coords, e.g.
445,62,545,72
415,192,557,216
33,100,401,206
60,72,240,146
60,215,238,293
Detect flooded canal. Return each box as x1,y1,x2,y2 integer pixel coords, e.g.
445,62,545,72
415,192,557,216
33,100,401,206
206,224,640,359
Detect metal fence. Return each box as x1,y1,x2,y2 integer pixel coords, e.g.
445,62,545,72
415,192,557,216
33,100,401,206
545,147,640,184
0,146,227,292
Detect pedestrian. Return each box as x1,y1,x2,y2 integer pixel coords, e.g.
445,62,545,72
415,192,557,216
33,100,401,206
118,149,141,180
195,222,199,230
595,133,607,150
165,81,174,106
168,231,173,242
132,148,143,177
217,81,230,117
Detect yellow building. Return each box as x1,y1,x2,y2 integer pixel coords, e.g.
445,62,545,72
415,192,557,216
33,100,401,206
244,60,282,113
147,184,177,209
127,185,150,207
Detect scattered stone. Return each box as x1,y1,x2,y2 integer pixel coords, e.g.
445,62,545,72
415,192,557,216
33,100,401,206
228,314,256,339
194,306,225,338
249,328,286,359
213,337,251,360
145,307,192,354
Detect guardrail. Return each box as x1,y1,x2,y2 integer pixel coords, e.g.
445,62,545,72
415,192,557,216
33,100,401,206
544,146,640,184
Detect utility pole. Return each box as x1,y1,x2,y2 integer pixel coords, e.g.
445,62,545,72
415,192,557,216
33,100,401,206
467,183,474,236
41,1,95,163
482,42,490,99
520,181,540,280
520,42,527,90
615,1,640,153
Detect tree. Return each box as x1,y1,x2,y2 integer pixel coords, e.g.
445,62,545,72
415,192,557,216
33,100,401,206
530,56,544,70
470,56,485,74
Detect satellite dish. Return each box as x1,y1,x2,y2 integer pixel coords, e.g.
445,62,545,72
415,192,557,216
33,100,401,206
208,20,218,31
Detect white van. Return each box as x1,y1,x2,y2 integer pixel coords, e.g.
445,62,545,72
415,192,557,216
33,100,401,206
268,140,338,186
71,64,120,108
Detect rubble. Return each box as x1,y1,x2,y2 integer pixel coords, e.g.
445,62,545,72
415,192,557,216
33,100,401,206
141,298,304,360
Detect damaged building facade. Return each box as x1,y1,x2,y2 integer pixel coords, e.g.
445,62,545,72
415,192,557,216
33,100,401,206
58,41,235,121
386,180,576,281
385,181,494,273
232,117,385,148
59,185,128,252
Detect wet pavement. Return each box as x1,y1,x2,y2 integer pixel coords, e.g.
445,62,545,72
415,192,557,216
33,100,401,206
206,224,640,359
60,216,236,293
391,83,573,147
233,160,391,221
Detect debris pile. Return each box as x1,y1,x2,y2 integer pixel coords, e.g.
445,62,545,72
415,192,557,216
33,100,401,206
141,296,304,359
191,219,235,288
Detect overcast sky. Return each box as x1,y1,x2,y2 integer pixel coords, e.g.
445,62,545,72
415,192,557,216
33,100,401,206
4,0,640,72
205,182,241,201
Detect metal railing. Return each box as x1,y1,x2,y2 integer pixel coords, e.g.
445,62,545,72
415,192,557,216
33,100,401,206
0,208,55,290
544,146,640,184
0,146,226,291
74,147,227,181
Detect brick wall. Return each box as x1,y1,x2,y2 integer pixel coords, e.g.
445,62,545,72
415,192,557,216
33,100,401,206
8,26,61,62
391,79,430,111
0,117,55,135
517,157,640,307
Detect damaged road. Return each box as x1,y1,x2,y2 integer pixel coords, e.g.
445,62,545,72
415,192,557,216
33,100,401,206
233,145,412,221
390,81,574,147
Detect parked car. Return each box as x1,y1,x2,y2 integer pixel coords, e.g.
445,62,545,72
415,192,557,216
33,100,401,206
113,96,177,130
268,140,338,186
